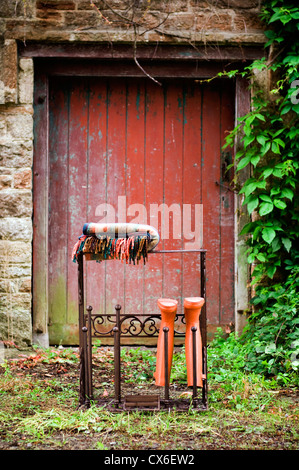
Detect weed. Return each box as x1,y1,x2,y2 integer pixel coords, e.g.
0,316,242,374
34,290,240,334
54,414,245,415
0,343,298,450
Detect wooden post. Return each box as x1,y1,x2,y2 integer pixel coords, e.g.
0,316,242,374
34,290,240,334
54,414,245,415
200,251,208,408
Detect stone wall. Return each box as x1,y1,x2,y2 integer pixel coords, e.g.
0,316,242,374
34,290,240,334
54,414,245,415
0,37,33,347
3,0,265,44
0,0,265,348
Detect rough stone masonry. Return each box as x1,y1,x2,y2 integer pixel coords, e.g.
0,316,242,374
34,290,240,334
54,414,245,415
0,0,266,348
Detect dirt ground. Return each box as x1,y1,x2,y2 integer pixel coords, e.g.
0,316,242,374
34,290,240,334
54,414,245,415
0,347,298,452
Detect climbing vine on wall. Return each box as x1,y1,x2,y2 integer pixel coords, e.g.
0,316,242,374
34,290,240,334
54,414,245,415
221,0,299,378
224,0,299,284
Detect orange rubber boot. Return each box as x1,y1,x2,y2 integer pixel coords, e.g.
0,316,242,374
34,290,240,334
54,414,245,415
154,298,178,386
184,297,205,387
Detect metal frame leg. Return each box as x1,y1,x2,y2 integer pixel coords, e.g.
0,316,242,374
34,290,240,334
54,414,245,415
113,304,122,406
163,327,170,405
191,326,198,407
86,306,93,401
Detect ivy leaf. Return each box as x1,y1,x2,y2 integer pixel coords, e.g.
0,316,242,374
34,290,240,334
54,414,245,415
239,222,256,236
251,155,260,167
271,141,281,154
260,194,272,203
281,188,294,200
262,227,276,244
262,168,273,178
281,104,292,115
256,253,267,262
265,342,277,354
237,154,251,171
267,265,277,279
246,195,259,214
241,181,258,197
243,135,255,148
270,187,281,196
259,201,274,216
235,150,244,159
273,129,285,138
259,201,274,215
274,138,285,148
273,199,287,210
282,237,292,252
271,237,281,252
252,225,262,240
273,167,283,178
261,142,271,155
247,253,256,263
287,127,299,139
256,134,269,146
255,113,266,121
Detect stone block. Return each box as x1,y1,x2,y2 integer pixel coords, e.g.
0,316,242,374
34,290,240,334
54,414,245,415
36,1,76,10
0,80,4,105
150,0,188,11
0,0,35,18
0,115,6,141
207,0,260,9
6,113,33,142
0,168,13,175
0,217,32,241
0,278,19,294
3,39,18,104
233,11,263,31
36,9,64,21
1,293,32,310
18,58,34,105
0,190,32,218
0,141,33,168
0,264,32,279
0,308,32,348
0,174,12,189
164,10,234,33
64,10,101,27
77,1,104,10
0,240,32,264
14,169,32,189
19,278,32,293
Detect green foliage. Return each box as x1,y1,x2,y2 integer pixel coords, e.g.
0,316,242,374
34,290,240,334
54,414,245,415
240,266,299,382
224,0,299,283
207,269,299,384
207,330,285,410
222,0,299,380
120,347,156,382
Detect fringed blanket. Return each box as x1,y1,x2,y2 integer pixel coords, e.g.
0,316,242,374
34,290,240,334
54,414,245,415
72,223,160,265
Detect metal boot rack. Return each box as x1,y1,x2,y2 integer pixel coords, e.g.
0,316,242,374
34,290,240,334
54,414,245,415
77,249,208,411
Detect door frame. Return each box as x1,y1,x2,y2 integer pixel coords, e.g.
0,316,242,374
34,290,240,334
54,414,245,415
27,44,257,346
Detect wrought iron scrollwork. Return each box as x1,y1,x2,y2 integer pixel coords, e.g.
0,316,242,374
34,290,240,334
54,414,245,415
85,313,186,338
120,315,160,337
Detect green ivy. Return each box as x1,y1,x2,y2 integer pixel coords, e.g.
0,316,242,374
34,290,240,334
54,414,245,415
224,0,299,283
222,0,299,379
241,266,299,381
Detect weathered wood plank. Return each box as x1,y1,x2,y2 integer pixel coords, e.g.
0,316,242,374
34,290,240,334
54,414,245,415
201,82,221,325
47,77,235,344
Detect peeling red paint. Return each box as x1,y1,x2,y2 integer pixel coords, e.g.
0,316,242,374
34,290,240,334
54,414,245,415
48,77,235,344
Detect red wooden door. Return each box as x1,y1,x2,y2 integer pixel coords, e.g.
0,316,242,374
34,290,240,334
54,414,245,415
48,76,234,345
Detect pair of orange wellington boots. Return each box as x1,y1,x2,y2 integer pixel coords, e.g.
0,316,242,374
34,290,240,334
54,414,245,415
154,297,205,388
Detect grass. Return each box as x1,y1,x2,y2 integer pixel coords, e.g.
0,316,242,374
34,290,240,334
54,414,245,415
0,339,298,450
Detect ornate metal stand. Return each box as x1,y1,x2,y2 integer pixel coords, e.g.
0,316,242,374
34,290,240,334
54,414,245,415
78,249,208,411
